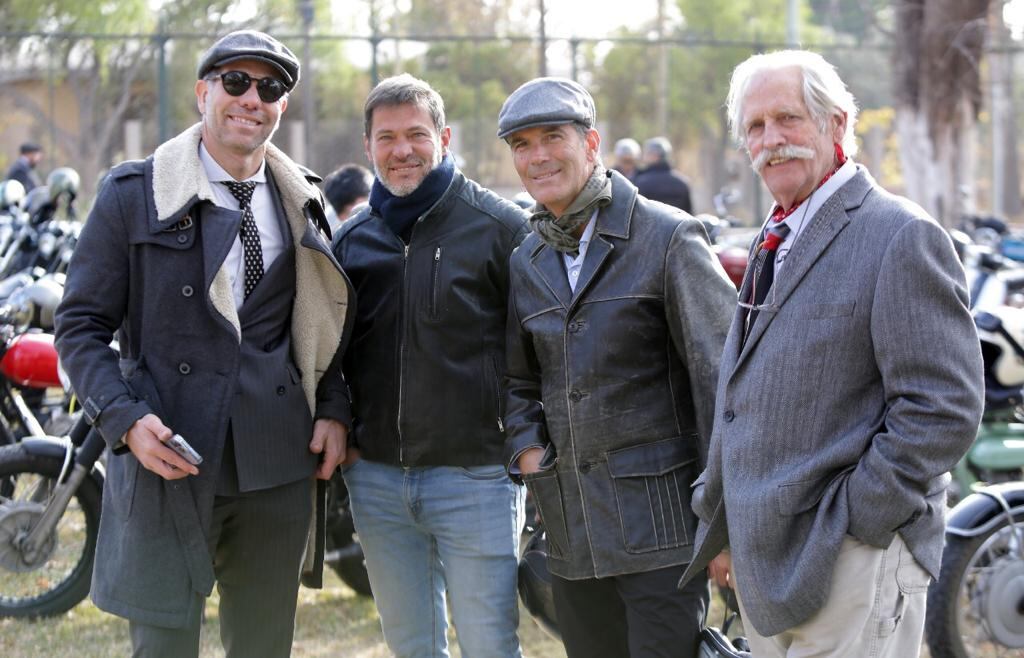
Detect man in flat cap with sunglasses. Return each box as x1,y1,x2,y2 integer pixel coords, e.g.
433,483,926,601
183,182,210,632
56,30,353,657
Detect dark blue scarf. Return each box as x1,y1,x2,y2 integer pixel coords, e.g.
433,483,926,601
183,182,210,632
369,154,455,242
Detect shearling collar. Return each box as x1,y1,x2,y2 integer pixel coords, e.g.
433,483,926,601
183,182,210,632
151,122,320,223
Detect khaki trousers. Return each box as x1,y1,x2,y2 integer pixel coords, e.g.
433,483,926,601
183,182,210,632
735,534,929,658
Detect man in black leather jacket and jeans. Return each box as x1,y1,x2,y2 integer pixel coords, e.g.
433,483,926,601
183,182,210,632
331,74,529,658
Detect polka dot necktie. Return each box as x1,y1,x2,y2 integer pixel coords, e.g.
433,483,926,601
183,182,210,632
223,181,264,299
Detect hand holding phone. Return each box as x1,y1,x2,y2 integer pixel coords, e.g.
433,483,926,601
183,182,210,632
166,434,203,466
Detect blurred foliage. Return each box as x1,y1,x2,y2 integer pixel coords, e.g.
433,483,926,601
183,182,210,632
0,0,995,217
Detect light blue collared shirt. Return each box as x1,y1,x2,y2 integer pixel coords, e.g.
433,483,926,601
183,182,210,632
563,210,598,293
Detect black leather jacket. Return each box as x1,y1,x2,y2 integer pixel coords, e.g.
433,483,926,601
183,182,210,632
333,171,528,466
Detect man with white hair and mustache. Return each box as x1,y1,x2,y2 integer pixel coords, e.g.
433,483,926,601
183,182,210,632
330,74,529,657
679,50,984,657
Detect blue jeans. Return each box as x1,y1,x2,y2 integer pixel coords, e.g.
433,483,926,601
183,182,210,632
343,459,525,658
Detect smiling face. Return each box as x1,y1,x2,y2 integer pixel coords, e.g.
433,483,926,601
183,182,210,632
364,103,450,197
196,59,287,177
508,124,600,218
741,66,844,210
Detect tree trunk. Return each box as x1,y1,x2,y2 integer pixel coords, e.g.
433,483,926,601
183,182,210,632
892,0,990,226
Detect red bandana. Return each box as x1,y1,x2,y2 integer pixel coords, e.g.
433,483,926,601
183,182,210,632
760,143,847,252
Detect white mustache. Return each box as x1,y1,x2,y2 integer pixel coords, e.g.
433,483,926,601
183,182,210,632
751,144,816,172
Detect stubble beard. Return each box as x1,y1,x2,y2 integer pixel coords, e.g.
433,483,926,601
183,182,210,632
374,145,443,197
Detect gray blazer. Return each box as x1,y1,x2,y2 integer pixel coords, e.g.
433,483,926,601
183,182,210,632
681,166,984,636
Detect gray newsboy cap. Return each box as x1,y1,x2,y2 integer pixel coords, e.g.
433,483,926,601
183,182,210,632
497,77,596,139
197,30,300,91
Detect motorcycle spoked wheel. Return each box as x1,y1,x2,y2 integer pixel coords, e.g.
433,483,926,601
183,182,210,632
925,511,1024,658
0,443,100,618
325,474,372,597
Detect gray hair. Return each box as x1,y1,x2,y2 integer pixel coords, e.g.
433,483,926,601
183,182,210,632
726,50,859,156
364,73,446,137
643,136,672,163
614,138,640,159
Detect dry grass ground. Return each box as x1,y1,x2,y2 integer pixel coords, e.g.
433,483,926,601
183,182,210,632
0,568,568,658
0,573,956,657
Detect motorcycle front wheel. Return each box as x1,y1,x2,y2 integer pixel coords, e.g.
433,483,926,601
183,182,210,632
0,443,101,618
925,510,1024,657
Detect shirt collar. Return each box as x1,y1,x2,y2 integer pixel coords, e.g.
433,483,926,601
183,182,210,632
199,141,267,184
578,209,598,248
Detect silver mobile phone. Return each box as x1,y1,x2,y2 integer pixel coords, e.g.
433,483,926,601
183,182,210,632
167,434,203,466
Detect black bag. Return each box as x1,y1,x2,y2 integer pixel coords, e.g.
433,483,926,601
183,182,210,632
698,589,751,658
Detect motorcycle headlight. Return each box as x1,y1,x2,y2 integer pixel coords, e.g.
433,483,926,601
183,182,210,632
4,290,34,334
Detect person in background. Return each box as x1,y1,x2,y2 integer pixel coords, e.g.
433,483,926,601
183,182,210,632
611,137,641,181
499,76,735,658
332,73,529,658
680,49,984,658
634,136,692,213
6,142,44,192
55,30,352,657
323,163,372,232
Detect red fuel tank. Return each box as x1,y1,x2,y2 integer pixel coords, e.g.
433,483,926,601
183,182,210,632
0,332,61,389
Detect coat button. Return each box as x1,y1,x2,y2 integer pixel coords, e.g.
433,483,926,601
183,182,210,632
178,362,192,375
177,234,188,244
723,409,735,422
579,461,592,473
277,386,286,396
569,390,582,403
181,285,194,297
568,321,579,333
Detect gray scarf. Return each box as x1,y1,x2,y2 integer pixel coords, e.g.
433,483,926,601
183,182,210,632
528,165,612,253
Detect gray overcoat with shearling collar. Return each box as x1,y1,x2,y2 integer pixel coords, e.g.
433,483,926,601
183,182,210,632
55,123,354,627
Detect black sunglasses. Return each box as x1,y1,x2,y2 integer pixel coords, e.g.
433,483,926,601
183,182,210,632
207,70,288,103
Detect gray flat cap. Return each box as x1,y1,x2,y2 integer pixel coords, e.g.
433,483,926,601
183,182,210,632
497,77,596,139
197,30,300,91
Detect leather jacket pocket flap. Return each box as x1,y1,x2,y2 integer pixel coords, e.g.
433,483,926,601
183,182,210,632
607,437,699,553
607,436,696,478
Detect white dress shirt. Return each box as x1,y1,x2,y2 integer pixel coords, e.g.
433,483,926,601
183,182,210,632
770,158,858,276
199,143,285,308
563,211,598,293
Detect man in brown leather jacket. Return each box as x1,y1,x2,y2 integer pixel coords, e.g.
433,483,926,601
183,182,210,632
499,77,736,658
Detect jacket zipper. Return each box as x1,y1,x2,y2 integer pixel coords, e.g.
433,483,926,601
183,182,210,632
430,246,442,319
397,242,409,463
492,355,505,432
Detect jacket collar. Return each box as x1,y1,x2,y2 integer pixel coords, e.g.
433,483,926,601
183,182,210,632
150,122,321,227
527,169,637,308
594,169,635,239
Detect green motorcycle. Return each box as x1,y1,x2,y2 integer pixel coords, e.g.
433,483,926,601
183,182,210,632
949,311,1024,506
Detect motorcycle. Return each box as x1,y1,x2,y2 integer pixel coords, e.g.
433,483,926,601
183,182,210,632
946,309,1024,505
0,415,103,618
925,482,1024,657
